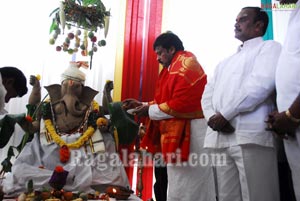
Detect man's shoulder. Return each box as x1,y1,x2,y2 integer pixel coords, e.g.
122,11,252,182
262,39,282,49
258,40,282,56
171,52,204,73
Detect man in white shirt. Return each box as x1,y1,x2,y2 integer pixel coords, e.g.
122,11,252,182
201,7,281,201
267,0,300,200
0,66,28,114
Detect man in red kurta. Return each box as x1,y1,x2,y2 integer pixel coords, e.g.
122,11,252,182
122,32,215,201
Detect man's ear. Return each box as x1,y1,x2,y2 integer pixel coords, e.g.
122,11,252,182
169,46,176,54
255,21,264,34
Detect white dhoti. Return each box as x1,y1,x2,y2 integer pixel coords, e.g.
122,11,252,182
212,144,279,201
284,132,300,201
166,119,216,201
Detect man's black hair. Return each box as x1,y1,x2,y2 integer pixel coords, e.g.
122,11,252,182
243,7,269,35
0,66,28,97
153,32,184,51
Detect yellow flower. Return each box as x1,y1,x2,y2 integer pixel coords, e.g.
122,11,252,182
36,74,41,81
96,117,108,127
92,100,99,112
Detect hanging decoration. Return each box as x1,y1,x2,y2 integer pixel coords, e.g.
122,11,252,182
48,0,110,69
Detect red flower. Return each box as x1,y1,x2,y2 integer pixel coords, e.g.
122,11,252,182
25,115,33,122
55,166,64,173
59,145,70,163
49,165,69,190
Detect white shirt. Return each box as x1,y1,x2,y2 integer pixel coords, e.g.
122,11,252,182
201,37,282,148
149,104,173,120
276,0,300,112
147,66,173,120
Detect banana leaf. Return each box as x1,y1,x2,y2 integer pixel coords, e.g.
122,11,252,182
108,102,138,145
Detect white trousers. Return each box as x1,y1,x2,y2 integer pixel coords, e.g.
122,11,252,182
212,144,280,201
284,132,300,201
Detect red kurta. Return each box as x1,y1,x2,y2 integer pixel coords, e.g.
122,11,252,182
141,51,207,163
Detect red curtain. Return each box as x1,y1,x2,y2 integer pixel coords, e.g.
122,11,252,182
139,1,163,101
122,0,162,101
121,0,163,200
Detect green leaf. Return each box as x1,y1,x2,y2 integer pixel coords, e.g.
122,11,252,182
0,114,26,148
27,180,34,193
26,104,37,117
19,132,32,151
7,146,15,158
1,158,13,172
82,0,98,6
108,102,138,145
49,20,58,34
49,7,59,17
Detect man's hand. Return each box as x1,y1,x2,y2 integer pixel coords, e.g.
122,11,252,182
267,111,298,138
132,105,149,117
122,98,142,110
221,123,235,133
208,112,235,133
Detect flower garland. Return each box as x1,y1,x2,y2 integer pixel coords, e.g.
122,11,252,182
44,100,101,163
44,119,95,149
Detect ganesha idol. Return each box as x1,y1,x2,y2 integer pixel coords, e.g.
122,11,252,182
2,62,130,196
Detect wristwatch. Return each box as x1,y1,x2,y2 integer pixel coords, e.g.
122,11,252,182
285,109,300,123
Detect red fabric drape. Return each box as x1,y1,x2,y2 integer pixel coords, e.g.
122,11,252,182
122,0,144,100
121,0,163,200
139,0,163,101
122,0,162,101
